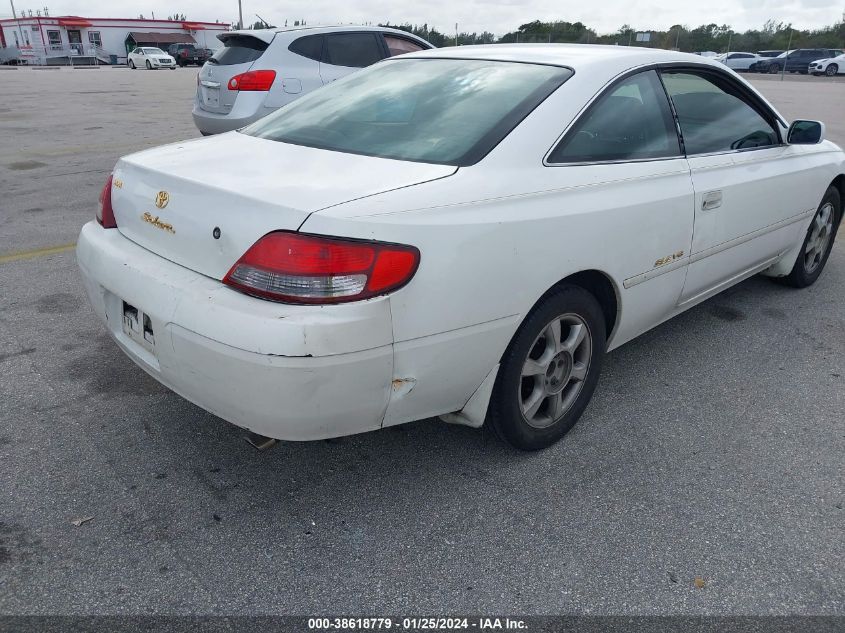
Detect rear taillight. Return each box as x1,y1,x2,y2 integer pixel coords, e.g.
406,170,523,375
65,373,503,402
97,174,117,229
223,232,420,304
227,69,276,91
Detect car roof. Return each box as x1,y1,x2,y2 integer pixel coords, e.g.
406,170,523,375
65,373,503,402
401,43,726,75
224,24,431,42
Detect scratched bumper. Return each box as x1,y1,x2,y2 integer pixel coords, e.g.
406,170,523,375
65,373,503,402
76,221,394,440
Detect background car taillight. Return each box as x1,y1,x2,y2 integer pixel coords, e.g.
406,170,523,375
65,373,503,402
228,70,276,91
223,232,420,304
96,174,117,229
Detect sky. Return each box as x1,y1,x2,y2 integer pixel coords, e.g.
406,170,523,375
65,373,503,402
2,0,844,36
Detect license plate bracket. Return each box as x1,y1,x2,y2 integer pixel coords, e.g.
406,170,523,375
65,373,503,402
122,301,155,348
202,86,220,108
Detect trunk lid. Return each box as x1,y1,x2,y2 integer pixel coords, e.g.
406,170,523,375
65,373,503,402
198,32,274,114
111,133,456,280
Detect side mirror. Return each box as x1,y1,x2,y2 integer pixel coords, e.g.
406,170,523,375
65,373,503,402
788,120,825,145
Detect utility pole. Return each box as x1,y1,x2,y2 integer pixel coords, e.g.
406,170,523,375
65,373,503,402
781,28,793,82
454,23,458,47
238,0,243,29
675,26,680,50
9,0,26,46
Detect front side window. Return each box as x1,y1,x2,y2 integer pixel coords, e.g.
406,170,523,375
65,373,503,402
661,71,778,154
324,32,383,68
384,35,426,56
549,70,681,163
243,59,572,166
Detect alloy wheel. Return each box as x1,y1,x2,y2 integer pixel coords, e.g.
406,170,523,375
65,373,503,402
519,314,592,429
826,65,838,77
804,202,835,275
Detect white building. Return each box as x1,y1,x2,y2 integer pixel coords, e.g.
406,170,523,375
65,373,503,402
0,15,230,65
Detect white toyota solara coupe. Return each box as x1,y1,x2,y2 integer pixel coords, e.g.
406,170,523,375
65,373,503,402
77,45,844,451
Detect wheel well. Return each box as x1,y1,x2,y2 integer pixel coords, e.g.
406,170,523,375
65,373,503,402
833,175,845,223
551,270,619,340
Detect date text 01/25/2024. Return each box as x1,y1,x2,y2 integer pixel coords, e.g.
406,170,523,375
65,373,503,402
307,618,528,630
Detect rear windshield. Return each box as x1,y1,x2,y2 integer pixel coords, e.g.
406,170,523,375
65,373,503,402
209,35,269,65
242,58,572,166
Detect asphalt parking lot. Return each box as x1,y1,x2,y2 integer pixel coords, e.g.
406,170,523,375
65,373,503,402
0,67,843,616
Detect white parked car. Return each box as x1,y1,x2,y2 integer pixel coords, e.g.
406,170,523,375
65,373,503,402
128,47,176,70
192,26,433,135
810,53,845,76
715,51,761,71
77,45,844,451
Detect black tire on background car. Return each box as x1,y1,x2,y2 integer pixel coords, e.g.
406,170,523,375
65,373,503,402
146,60,152,70
778,186,841,288
826,64,839,76
487,285,606,451
769,64,780,74
128,60,135,69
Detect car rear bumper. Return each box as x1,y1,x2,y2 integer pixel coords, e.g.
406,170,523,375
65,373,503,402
191,92,274,134
76,221,394,441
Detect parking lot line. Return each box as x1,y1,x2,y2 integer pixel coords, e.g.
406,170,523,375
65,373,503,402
0,243,76,264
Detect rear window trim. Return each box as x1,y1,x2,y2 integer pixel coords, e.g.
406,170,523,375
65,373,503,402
211,33,272,66
240,58,575,167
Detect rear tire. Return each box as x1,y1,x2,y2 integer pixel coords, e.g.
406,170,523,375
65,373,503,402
487,285,606,451
826,64,838,77
778,187,841,288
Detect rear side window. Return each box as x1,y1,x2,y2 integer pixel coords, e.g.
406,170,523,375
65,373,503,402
324,33,383,67
289,35,322,61
210,35,268,66
384,35,426,56
661,71,778,154
549,70,681,163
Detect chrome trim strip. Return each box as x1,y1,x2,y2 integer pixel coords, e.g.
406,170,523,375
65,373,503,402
623,256,689,289
676,253,785,308
623,208,813,290
687,209,813,265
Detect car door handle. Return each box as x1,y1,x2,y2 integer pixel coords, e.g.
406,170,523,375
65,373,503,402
702,191,723,211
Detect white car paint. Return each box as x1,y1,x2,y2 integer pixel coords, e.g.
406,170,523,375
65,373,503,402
128,47,176,70
810,54,845,76
715,51,761,71
77,45,845,443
